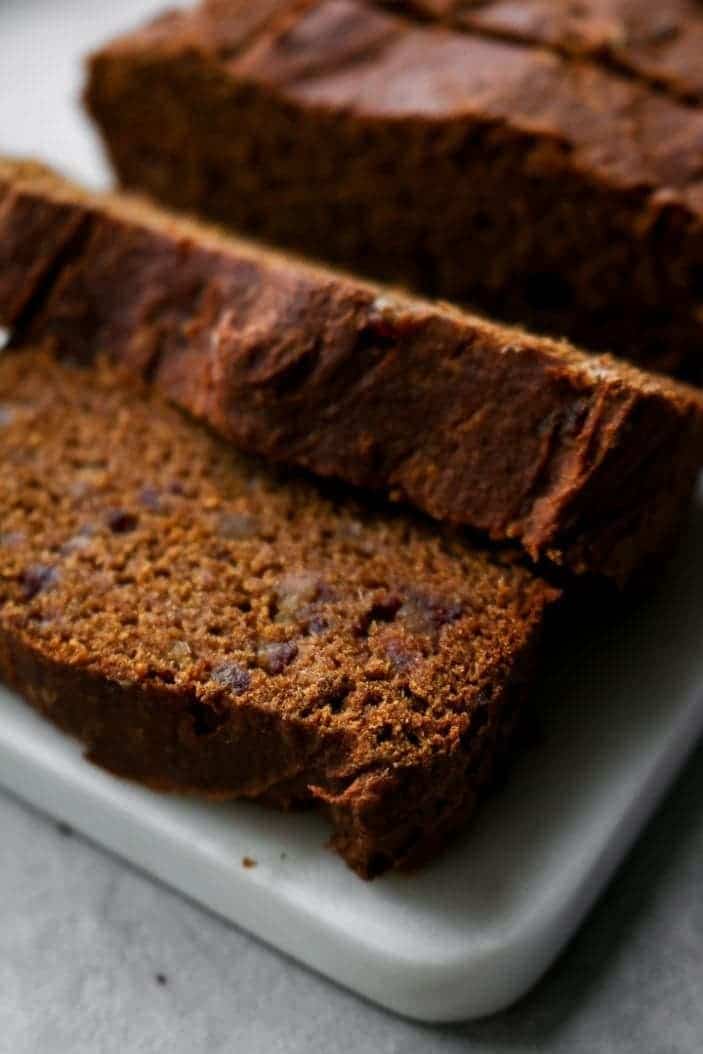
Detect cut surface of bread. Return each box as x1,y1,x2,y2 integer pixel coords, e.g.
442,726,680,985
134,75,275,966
0,350,557,877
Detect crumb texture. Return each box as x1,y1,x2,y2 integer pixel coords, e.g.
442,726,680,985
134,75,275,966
0,350,556,876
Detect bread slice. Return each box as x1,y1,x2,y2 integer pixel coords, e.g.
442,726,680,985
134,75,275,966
0,349,557,877
84,0,703,373
1,158,702,585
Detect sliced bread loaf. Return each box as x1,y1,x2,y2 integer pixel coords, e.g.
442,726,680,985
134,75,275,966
85,0,703,372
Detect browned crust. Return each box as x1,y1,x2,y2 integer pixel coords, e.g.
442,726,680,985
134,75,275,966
0,628,536,877
0,351,555,877
1,159,701,584
83,0,703,374
381,0,703,105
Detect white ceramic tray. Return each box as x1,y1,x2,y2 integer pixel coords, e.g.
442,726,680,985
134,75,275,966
2,0,703,1024
2,488,703,1023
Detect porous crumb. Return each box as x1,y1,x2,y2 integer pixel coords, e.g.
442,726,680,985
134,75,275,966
0,351,557,877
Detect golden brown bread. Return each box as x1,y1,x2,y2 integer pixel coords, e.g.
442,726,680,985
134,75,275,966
84,0,703,374
0,349,558,876
1,157,702,585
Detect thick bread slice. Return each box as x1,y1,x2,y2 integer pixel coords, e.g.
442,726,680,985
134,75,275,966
1,158,702,583
84,0,703,373
0,349,557,877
